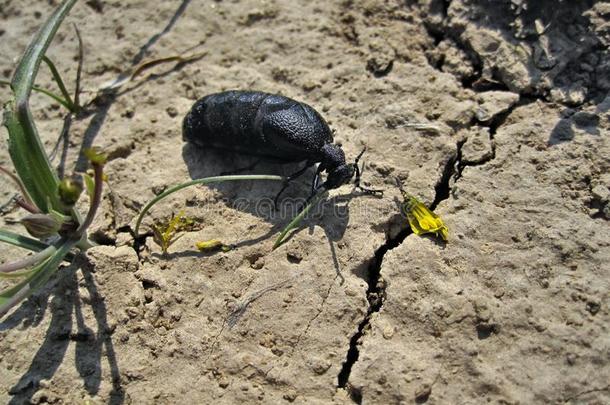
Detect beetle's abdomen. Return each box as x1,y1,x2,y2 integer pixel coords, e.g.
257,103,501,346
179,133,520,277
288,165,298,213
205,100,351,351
183,91,266,149
182,91,333,161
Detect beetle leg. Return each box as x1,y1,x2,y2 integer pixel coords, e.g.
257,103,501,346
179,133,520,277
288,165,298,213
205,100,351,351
274,162,314,207
298,174,326,213
291,165,325,212
311,165,323,195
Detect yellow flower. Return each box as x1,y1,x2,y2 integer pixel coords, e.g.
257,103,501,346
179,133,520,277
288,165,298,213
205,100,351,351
401,193,448,242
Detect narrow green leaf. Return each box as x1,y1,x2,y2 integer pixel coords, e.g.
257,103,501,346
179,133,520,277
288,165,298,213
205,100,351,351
42,56,76,112
83,173,95,201
72,24,84,109
1,245,56,274
0,228,49,252
0,228,75,262
273,191,325,250
1,79,72,109
10,0,78,103
3,109,57,212
0,265,41,279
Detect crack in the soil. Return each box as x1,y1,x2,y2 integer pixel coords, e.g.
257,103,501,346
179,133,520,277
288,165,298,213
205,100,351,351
334,91,534,399
454,96,538,181
336,150,459,402
336,226,410,403
418,0,485,90
334,88,544,402
227,275,296,329
564,385,610,403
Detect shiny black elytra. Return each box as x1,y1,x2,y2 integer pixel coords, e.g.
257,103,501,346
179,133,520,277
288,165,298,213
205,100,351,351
182,90,380,202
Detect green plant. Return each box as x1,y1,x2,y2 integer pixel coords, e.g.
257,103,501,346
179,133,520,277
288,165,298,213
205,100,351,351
151,210,194,254
272,190,326,249
0,0,104,318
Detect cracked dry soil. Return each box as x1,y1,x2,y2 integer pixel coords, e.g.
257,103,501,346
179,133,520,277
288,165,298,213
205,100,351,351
1,0,609,403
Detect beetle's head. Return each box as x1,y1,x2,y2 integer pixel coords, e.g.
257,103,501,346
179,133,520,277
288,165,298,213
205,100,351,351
320,146,383,196
326,164,356,189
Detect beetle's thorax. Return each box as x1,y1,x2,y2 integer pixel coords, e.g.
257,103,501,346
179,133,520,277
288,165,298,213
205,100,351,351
320,144,355,189
320,144,345,169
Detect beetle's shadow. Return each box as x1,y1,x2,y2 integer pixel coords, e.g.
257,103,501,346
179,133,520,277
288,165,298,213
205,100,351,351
182,143,318,218
182,143,373,280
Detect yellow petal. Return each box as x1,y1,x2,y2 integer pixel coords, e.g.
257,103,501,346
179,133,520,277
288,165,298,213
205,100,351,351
196,239,231,252
402,194,448,242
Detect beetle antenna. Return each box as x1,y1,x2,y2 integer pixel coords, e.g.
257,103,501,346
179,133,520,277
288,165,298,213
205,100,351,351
354,148,366,164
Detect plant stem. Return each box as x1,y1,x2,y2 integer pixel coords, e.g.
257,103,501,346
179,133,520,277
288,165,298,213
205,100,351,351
0,245,56,273
134,175,286,236
76,237,96,250
0,164,38,211
0,239,76,319
14,196,41,214
75,162,104,236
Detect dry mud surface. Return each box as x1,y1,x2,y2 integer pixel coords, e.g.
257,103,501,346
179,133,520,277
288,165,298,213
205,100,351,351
0,0,609,404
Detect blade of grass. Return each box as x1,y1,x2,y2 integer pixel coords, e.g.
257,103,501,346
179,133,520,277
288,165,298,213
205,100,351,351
0,228,50,252
0,239,75,318
100,51,206,90
0,228,75,262
72,23,84,109
42,56,76,112
1,80,73,110
31,84,74,111
5,0,78,213
134,175,286,236
130,52,207,81
273,190,326,250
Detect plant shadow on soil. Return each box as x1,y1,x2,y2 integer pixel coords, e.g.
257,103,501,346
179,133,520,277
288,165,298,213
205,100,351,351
58,0,197,174
1,258,124,404
1,2,198,403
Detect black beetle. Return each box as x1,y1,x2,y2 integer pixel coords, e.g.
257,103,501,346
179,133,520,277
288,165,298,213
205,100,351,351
182,90,381,202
